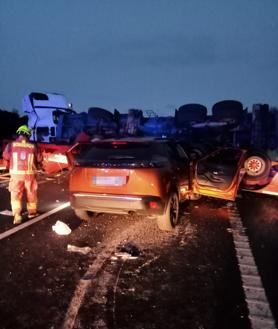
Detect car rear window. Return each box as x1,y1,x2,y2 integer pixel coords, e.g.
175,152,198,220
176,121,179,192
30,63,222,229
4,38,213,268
70,141,171,168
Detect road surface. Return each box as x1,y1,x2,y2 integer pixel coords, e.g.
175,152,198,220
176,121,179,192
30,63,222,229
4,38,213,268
0,171,277,329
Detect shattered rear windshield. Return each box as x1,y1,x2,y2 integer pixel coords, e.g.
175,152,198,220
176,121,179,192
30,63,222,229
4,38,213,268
71,142,171,167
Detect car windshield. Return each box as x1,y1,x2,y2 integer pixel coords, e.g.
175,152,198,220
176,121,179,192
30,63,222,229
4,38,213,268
71,141,171,167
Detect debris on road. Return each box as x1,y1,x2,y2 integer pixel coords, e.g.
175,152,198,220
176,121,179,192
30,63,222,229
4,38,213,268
113,252,139,260
52,220,71,235
135,256,160,273
114,242,141,260
67,244,91,255
46,177,55,181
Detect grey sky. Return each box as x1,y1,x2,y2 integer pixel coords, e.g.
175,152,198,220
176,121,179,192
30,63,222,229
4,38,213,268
0,0,278,115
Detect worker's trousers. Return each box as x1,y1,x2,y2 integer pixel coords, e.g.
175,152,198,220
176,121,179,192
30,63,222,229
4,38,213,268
8,174,38,216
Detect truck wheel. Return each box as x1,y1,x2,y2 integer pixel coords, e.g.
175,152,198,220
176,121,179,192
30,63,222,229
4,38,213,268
156,193,179,231
242,150,271,189
74,209,96,221
212,100,243,124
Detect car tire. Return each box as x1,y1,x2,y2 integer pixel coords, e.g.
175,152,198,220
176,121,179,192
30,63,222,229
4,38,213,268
74,209,96,221
156,193,179,231
242,150,271,189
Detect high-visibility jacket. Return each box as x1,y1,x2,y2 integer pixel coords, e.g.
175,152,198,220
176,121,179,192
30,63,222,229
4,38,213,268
3,137,40,175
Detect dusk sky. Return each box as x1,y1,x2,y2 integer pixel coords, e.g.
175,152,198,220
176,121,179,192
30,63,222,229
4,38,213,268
0,0,278,116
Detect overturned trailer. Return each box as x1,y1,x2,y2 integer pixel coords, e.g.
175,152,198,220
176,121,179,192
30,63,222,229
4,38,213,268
20,92,278,196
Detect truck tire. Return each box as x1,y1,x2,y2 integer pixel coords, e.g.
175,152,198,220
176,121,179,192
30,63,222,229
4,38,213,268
176,103,207,124
241,150,271,189
156,193,179,231
74,209,96,221
212,100,243,124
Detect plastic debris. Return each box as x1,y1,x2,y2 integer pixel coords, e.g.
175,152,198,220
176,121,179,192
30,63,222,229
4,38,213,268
115,242,140,259
52,220,71,235
67,244,91,255
114,252,139,260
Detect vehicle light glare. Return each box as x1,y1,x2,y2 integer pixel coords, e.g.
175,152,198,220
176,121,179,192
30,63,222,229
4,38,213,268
180,187,187,196
45,154,68,164
111,141,128,145
149,201,158,209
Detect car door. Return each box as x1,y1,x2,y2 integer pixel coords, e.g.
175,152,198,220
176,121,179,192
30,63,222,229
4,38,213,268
193,147,246,201
167,142,190,201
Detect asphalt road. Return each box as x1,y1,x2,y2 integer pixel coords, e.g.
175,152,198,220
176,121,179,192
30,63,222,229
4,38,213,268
0,172,277,329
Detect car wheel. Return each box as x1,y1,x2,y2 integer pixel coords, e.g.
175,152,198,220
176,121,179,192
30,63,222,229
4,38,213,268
74,209,96,221
242,150,271,189
244,150,271,179
156,193,179,231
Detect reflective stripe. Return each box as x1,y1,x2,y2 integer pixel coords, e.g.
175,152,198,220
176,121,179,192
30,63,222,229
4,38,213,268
11,200,21,208
12,152,18,172
9,141,36,174
27,202,37,210
10,152,35,174
10,169,35,175
12,142,34,148
28,153,34,172
11,200,22,214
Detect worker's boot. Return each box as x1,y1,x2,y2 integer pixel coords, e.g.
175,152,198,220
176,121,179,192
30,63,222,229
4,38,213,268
13,214,22,225
28,211,38,219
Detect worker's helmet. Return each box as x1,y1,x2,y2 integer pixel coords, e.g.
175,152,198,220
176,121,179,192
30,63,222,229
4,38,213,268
16,125,32,136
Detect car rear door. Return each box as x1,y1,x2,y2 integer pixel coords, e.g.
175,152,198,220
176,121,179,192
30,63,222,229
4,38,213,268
193,147,246,201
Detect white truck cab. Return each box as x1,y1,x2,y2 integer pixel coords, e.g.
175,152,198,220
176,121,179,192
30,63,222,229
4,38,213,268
22,92,75,142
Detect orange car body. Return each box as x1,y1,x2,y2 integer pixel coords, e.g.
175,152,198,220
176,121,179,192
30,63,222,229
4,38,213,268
66,141,277,230
67,139,190,220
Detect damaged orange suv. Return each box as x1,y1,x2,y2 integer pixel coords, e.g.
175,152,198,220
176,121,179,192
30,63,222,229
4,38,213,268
67,138,191,230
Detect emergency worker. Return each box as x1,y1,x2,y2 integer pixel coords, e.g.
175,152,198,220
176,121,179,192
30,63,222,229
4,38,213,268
2,125,42,224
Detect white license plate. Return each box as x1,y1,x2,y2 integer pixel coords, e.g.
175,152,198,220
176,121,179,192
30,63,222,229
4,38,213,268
93,176,126,186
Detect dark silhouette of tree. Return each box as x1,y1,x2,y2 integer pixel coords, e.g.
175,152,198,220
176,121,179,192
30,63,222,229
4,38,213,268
0,108,28,141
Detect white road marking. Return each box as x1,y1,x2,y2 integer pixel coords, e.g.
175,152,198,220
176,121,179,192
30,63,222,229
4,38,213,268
62,217,194,329
62,245,114,329
262,191,278,196
227,202,277,329
0,202,70,241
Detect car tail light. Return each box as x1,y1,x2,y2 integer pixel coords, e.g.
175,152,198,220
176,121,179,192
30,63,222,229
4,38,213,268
149,201,159,209
111,141,128,145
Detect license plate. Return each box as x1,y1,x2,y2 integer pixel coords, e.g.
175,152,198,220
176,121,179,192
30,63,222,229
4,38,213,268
93,176,126,186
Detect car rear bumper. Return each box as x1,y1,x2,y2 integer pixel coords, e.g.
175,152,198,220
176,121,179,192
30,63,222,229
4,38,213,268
70,192,165,215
